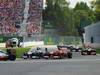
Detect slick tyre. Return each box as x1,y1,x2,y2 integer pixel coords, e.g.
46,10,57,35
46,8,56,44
67,53,72,58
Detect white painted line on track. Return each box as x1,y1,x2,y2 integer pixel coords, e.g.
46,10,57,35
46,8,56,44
0,59,100,64
97,54,100,56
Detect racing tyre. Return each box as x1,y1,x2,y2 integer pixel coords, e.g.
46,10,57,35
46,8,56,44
67,53,72,58
59,55,64,59
10,55,16,61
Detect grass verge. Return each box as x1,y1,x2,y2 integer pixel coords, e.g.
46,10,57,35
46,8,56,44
0,47,31,58
96,49,100,54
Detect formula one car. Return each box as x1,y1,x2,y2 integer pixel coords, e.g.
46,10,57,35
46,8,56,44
41,48,72,59
66,46,82,52
44,50,72,59
23,47,44,59
0,50,9,61
81,48,96,55
0,49,16,61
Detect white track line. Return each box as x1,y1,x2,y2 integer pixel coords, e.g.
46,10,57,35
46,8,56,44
0,59,100,64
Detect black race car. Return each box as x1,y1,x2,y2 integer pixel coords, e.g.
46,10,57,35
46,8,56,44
81,49,96,55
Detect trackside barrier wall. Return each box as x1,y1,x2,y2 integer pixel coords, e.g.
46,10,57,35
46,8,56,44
22,41,44,48
0,41,44,48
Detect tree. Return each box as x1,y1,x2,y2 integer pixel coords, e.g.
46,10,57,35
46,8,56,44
73,2,96,36
91,0,100,21
43,0,76,36
74,2,90,10
74,10,95,35
43,0,96,36
73,2,96,44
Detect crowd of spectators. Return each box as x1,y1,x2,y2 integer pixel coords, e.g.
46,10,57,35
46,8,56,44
0,0,42,35
0,0,25,35
27,0,42,34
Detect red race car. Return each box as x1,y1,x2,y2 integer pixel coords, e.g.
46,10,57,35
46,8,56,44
43,46,72,59
0,50,9,61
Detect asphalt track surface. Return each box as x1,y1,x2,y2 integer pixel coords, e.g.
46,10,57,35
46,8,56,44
0,53,100,75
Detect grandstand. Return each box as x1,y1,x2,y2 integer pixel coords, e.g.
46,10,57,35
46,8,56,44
0,0,43,38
